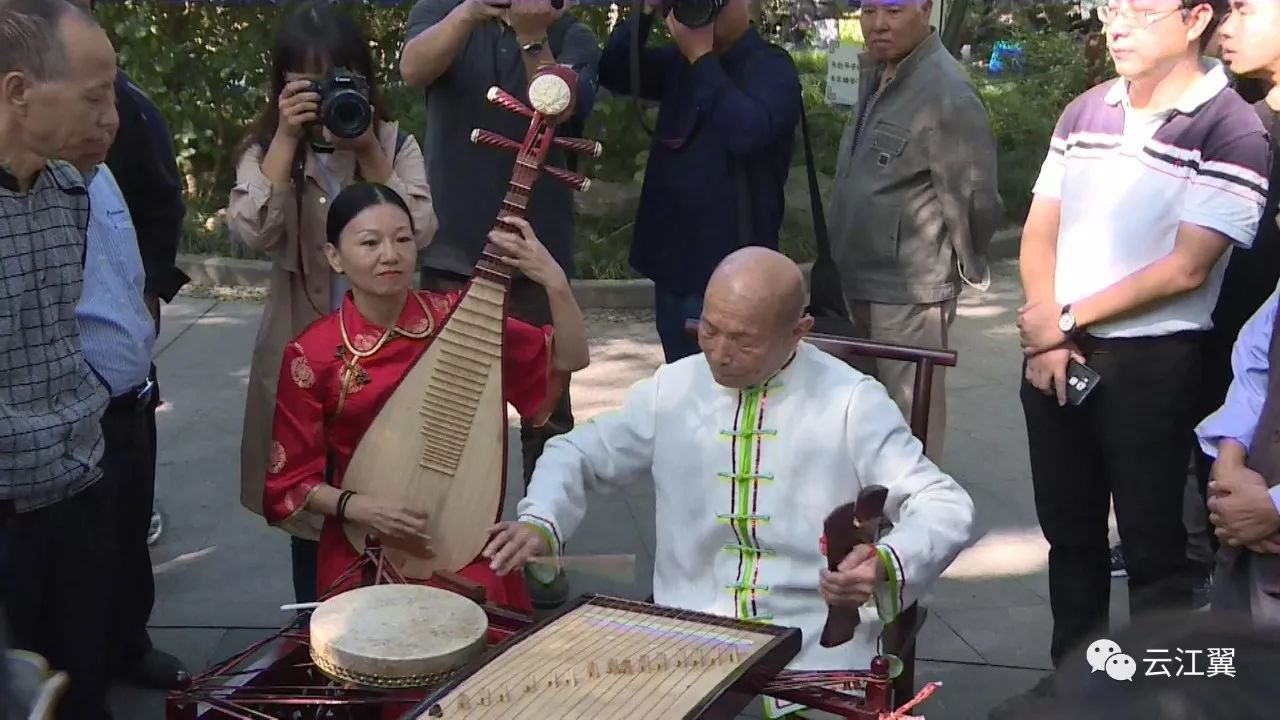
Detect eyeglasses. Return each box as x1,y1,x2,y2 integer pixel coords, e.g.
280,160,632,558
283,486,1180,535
1095,5,1183,28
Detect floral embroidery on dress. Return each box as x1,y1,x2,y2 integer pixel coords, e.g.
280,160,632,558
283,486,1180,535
268,441,287,474
290,353,316,389
352,332,379,353
427,292,455,315
347,365,372,395
405,316,431,334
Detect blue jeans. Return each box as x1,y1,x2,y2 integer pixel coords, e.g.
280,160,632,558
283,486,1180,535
654,287,704,364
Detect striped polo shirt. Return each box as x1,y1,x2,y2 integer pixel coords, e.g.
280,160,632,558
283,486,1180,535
1032,60,1270,338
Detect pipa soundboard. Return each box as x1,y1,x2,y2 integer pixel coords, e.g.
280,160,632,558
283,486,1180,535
406,595,801,720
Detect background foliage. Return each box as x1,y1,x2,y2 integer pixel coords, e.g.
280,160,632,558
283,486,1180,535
96,0,1100,278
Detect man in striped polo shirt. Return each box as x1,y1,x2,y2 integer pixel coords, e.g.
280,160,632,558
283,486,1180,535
993,0,1270,716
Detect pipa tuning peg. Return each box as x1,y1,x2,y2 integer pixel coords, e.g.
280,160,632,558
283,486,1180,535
553,136,603,157
486,86,533,118
542,165,591,192
470,129,520,153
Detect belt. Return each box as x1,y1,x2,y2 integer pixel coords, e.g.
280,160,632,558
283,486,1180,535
106,377,155,414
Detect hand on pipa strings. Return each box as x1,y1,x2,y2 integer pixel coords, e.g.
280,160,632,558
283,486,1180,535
343,495,434,558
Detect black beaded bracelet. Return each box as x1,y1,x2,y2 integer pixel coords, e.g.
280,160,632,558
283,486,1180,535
336,490,355,523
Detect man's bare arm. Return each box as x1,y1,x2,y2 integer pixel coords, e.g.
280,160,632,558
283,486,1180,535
517,41,557,83
401,0,499,88
1019,195,1062,305
1071,223,1231,329
507,0,569,84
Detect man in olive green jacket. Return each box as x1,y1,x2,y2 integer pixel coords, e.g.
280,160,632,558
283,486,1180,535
827,0,1002,459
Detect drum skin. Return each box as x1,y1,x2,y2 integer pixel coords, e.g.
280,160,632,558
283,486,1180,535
309,585,488,689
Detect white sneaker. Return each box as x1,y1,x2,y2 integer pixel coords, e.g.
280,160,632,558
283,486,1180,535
148,509,163,546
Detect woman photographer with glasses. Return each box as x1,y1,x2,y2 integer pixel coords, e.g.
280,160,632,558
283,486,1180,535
227,0,437,605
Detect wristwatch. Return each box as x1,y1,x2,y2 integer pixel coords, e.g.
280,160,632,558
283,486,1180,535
520,37,547,55
1058,304,1078,336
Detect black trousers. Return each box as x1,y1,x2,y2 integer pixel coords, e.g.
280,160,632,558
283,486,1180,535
103,383,159,666
1021,331,1202,667
0,478,116,720
291,535,319,604
419,268,575,486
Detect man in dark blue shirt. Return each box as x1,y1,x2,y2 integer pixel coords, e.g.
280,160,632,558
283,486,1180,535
599,0,801,362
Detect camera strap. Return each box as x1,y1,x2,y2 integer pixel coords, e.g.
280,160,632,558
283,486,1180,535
629,1,657,137
764,44,831,266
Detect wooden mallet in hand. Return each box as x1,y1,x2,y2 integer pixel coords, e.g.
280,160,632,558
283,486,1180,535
819,485,889,648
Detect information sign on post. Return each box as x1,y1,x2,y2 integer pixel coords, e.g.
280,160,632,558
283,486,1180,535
825,44,861,108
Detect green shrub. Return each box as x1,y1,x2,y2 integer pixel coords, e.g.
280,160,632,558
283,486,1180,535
966,9,1100,219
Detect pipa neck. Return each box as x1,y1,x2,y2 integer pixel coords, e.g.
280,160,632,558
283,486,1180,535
475,142,546,288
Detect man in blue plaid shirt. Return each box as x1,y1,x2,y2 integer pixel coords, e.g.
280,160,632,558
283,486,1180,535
0,1,122,717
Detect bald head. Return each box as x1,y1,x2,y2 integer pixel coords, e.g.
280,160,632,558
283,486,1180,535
698,248,813,389
706,247,807,330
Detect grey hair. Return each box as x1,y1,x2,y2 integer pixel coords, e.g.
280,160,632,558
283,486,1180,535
0,0,95,81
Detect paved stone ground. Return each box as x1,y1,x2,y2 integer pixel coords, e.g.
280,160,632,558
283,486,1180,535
110,257,1133,718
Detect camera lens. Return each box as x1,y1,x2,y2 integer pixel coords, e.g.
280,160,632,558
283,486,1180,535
672,0,718,28
323,89,371,139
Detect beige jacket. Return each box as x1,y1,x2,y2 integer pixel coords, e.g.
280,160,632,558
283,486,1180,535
829,33,1003,306
228,120,437,537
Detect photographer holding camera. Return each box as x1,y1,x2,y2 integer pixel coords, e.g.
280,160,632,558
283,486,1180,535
599,0,801,362
227,0,437,604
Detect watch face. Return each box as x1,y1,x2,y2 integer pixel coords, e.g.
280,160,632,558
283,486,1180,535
1058,313,1074,333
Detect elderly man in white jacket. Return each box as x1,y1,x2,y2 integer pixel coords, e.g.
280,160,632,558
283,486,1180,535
484,247,975,711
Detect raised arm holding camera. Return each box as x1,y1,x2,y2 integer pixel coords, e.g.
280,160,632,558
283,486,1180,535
597,0,801,362
227,0,437,606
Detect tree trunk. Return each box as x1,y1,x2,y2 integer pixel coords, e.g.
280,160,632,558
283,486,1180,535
941,0,971,53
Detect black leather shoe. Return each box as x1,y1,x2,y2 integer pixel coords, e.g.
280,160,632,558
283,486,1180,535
120,648,189,691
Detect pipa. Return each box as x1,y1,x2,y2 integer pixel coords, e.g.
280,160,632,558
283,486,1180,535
339,66,601,577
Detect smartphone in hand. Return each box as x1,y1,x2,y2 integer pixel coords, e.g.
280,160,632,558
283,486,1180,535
1064,358,1101,406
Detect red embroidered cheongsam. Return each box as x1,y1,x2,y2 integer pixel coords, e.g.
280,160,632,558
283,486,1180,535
263,289,562,611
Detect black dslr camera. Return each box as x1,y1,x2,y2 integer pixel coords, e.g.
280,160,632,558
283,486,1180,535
661,0,731,28
308,67,372,140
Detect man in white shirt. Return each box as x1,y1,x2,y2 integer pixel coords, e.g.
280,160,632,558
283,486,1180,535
992,1,1269,717
483,247,975,717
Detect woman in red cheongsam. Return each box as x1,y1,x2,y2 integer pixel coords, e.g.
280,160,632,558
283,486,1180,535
262,182,589,611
